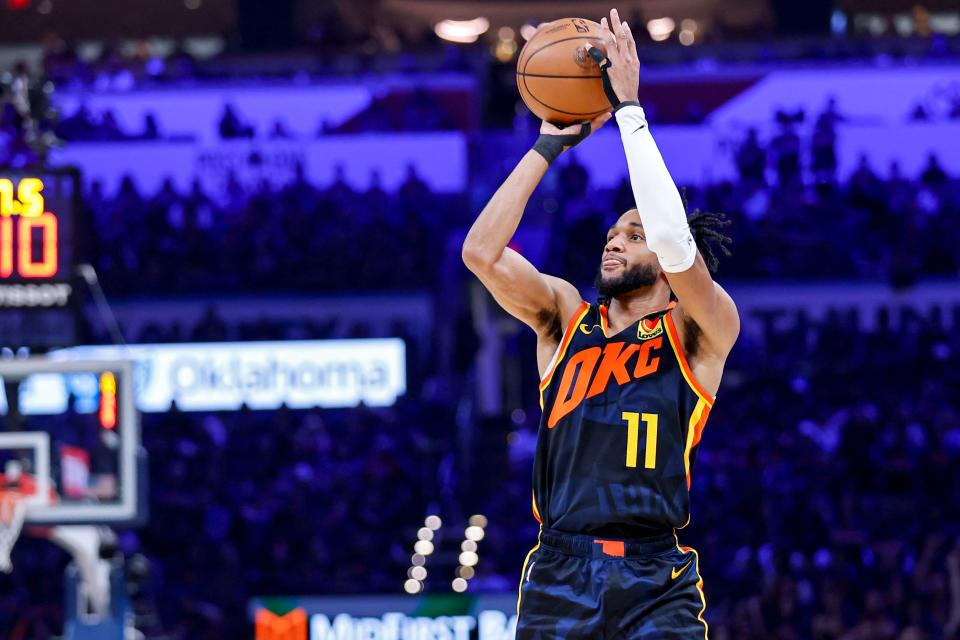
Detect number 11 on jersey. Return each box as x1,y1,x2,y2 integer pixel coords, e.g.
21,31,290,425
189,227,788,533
622,412,658,469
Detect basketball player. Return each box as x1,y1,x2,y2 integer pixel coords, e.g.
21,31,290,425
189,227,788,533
462,8,739,638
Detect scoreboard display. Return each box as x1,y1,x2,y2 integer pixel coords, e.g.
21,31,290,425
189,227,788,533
0,171,79,349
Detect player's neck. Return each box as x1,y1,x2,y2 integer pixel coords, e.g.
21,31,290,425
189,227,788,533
606,285,672,333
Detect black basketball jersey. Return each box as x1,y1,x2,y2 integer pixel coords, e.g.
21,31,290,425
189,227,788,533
532,300,714,537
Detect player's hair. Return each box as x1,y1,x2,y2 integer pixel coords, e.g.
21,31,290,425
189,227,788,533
687,209,733,273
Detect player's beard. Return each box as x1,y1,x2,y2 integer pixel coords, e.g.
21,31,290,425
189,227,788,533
594,261,660,298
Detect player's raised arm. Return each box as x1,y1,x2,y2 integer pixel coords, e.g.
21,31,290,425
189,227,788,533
591,7,739,357
462,116,608,359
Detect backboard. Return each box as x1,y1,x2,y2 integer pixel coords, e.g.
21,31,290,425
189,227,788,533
0,357,145,526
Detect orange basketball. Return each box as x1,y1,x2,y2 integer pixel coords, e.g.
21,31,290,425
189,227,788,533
516,18,610,125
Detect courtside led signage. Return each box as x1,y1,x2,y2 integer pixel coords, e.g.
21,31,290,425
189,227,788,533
2,339,406,414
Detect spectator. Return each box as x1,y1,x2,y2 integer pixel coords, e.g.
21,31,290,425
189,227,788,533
770,119,802,186
736,127,767,185
218,104,253,139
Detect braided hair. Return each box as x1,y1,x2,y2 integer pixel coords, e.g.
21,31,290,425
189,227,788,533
687,209,733,273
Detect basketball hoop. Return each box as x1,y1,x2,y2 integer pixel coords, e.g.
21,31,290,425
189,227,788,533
0,459,49,573
0,489,30,573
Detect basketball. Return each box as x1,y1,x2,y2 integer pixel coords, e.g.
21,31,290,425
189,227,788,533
516,18,611,125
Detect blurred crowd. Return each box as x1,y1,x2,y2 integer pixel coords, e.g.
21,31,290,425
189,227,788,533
84,164,462,294
54,92,460,144
67,123,956,296
0,61,57,167
16,85,925,292
548,148,959,285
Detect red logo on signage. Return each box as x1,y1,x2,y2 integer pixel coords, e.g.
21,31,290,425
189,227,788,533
256,608,307,640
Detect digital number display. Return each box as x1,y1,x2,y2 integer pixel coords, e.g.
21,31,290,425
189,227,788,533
0,171,79,349
0,176,71,283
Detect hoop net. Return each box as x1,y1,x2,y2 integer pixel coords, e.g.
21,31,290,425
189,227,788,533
0,490,29,573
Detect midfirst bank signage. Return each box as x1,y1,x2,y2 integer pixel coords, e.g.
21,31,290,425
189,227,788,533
0,339,405,415
250,594,517,640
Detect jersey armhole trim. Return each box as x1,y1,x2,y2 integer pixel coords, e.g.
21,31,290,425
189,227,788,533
664,312,715,407
538,300,590,393
683,397,711,490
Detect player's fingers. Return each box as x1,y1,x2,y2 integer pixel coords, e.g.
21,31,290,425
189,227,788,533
621,20,638,59
556,122,585,134
541,120,580,135
590,112,613,130
600,15,618,51
539,121,563,135
620,20,637,49
610,8,622,39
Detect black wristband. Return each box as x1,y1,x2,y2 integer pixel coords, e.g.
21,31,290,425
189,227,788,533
532,135,564,164
532,122,592,165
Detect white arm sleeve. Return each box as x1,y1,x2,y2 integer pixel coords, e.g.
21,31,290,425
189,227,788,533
615,104,697,273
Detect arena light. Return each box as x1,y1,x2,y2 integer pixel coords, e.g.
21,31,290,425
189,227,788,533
464,525,485,541
494,39,518,62
831,10,848,35
434,18,490,44
407,567,427,582
452,514,485,590
407,518,440,594
929,13,960,35
417,527,434,541
468,514,488,528
893,14,914,36
519,24,539,41
679,18,698,45
410,566,427,581
646,17,675,42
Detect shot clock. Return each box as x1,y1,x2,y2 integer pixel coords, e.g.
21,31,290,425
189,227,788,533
0,170,80,349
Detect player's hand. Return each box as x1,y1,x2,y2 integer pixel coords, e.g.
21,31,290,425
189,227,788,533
539,112,611,142
587,8,640,106
533,113,611,164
